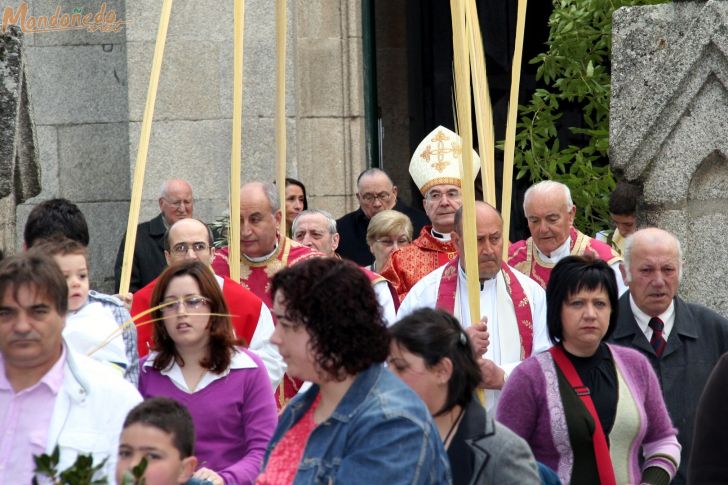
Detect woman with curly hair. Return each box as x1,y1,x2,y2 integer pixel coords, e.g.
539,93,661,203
257,257,451,484
140,260,278,485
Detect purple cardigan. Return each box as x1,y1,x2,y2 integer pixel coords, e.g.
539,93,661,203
496,344,680,484
139,349,278,485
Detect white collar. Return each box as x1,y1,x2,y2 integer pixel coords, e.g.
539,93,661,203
431,229,452,241
629,294,676,339
143,348,257,393
242,239,279,263
535,236,571,263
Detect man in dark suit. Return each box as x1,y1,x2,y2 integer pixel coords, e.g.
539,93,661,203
336,168,428,266
610,227,728,485
114,178,193,292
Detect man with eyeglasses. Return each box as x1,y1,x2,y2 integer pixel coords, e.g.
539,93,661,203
115,178,194,293
336,168,428,266
292,209,399,325
129,218,284,389
381,126,480,301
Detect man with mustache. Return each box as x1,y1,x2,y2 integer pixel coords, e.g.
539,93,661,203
610,228,728,485
0,250,141,483
398,202,549,410
508,180,625,292
381,126,480,301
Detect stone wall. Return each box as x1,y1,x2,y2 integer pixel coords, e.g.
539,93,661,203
610,0,728,315
7,0,365,292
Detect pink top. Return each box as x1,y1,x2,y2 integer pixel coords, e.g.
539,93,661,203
256,395,321,485
0,347,66,482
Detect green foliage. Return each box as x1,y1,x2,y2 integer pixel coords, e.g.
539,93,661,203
32,445,107,484
511,0,670,234
119,457,148,485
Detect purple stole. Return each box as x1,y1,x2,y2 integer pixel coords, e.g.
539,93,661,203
436,258,535,358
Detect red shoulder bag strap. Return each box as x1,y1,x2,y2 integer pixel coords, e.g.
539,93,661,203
549,345,616,485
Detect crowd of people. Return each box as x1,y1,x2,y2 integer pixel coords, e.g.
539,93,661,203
2,125,728,484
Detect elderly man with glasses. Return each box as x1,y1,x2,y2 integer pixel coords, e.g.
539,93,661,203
129,217,284,389
381,126,481,301
336,168,428,266
115,178,194,292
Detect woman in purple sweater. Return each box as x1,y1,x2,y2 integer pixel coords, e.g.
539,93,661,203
497,255,680,485
139,260,278,485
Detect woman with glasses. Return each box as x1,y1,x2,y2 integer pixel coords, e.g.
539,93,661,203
140,260,278,485
365,210,413,273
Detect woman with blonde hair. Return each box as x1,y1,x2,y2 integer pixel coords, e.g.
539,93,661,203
366,209,413,273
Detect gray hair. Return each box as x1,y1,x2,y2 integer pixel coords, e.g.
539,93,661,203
292,209,337,235
523,180,574,214
622,229,684,283
159,179,193,199
247,181,280,213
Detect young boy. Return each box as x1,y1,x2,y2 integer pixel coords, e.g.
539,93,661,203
596,181,639,255
116,398,198,485
40,238,129,370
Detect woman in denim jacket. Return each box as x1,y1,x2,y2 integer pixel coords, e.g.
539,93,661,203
257,257,451,484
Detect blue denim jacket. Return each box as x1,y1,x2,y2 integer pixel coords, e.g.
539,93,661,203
261,364,452,484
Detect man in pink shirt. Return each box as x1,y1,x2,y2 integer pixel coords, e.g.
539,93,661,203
0,250,141,483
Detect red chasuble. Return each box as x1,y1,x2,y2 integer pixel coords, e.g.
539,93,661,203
508,228,621,289
434,258,535,358
380,226,457,302
212,237,318,408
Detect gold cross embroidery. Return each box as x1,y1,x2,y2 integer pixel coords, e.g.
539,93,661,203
419,130,461,172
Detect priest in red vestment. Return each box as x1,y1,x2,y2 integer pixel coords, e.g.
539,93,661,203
508,180,625,293
381,125,481,301
211,181,318,407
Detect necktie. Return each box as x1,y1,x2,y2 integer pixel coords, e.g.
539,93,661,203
649,317,667,358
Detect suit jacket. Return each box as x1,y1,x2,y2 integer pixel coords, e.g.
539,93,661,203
114,213,168,293
336,198,429,266
610,294,728,485
449,398,540,485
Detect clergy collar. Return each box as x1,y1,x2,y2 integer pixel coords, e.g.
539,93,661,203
431,228,452,241
535,235,571,263
242,239,279,263
457,263,496,291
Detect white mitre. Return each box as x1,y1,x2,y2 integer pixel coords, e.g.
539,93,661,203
409,125,481,195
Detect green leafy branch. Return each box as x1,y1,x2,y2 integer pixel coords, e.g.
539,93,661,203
510,0,670,234
32,446,148,485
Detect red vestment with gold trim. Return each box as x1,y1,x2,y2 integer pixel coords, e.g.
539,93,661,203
380,226,457,302
508,227,621,289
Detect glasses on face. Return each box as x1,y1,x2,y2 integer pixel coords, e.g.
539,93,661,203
375,237,411,248
425,189,462,202
360,192,392,204
162,198,193,209
171,242,209,255
161,295,210,314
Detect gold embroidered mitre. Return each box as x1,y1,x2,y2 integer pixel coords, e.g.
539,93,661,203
409,125,481,195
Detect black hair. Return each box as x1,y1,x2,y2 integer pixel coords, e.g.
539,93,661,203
122,397,195,458
285,178,309,211
24,198,90,248
390,308,481,416
270,257,389,380
546,254,619,345
608,181,639,216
